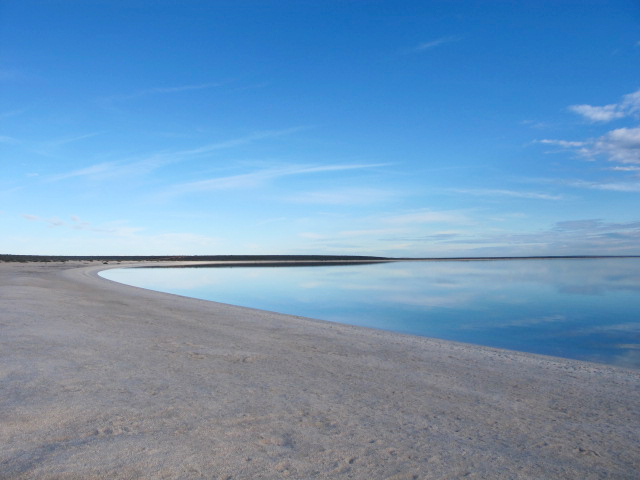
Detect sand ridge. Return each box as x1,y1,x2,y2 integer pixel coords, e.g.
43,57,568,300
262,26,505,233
1,261,639,479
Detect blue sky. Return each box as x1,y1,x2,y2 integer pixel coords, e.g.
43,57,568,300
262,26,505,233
1,0,640,256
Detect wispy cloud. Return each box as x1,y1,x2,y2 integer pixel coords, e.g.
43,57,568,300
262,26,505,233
32,132,103,158
22,214,66,228
337,228,406,237
562,178,640,192
521,119,554,130
535,173,640,193
18,214,224,254
299,227,408,242
168,163,389,196
383,209,471,225
539,87,640,195
538,139,586,148
0,68,22,81
0,108,27,120
0,135,19,145
100,82,223,103
554,219,640,232
464,219,640,256
569,88,640,123
610,165,640,172
143,83,222,95
287,187,398,205
46,155,165,182
47,132,101,149
450,188,564,200
412,35,463,52
49,127,307,182
540,127,640,165
176,127,308,156
22,213,144,235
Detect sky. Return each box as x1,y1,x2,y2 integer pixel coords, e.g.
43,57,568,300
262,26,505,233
1,0,640,257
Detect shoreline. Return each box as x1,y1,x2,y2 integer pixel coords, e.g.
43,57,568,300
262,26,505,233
1,261,639,478
3,253,640,264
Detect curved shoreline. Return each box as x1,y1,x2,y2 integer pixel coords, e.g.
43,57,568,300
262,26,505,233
2,261,639,479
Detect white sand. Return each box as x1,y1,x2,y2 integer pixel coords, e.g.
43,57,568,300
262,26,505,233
1,261,639,479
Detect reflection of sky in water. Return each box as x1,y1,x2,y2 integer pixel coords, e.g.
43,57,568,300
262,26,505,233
100,259,640,369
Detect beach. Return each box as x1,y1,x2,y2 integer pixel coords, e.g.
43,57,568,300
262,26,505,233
1,261,639,479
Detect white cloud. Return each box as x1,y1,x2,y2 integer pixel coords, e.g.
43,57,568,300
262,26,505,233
540,90,640,167
537,175,640,193
569,88,640,123
621,89,640,114
540,127,640,165
610,165,640,172
539,139,586,148
568,104,625,122
541,89,640,177
592,127,640,164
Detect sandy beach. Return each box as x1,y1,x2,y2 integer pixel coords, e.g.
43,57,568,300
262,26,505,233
1,261,639,479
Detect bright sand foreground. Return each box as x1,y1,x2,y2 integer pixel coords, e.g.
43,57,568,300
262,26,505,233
1,261,639,479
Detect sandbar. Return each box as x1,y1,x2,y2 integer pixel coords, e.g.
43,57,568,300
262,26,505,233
1,261,639,479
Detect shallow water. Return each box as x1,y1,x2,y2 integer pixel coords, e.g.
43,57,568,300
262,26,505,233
100,258,640,369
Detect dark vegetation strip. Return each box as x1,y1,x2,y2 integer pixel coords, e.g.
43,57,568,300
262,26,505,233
0,254,390,263
142,260,390,268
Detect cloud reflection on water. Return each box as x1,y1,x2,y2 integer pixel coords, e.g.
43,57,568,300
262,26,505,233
101,258,640,369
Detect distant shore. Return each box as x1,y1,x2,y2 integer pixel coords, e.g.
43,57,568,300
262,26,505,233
2,253,639,263
1,260,639,478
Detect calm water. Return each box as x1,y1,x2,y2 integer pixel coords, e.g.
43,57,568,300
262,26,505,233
100,259,640,369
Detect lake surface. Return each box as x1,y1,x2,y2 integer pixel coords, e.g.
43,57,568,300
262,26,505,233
100,258,640,369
